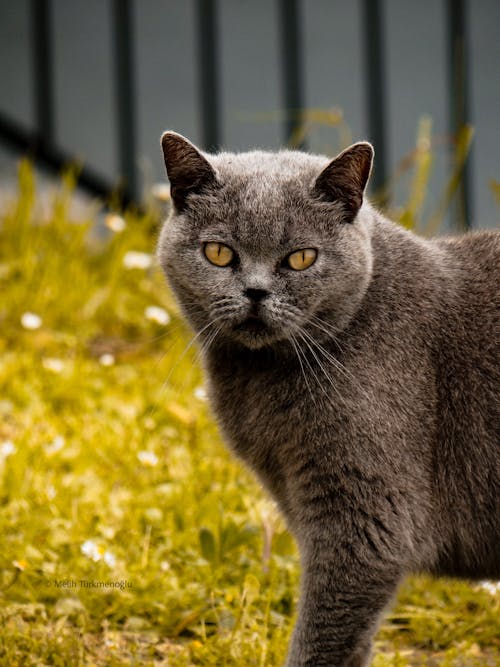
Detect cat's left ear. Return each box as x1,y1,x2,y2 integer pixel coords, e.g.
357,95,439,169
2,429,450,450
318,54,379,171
161,131,218,212
312,142,374,221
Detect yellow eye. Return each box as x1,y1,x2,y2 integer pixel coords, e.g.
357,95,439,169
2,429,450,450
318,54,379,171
287,248,317,271
204,242,234,267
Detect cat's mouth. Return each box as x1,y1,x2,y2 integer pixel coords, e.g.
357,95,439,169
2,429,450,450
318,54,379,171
231,313,282,349
234,316,268,334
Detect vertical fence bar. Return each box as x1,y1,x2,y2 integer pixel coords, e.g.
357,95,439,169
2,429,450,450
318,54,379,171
31,0,54,144
279,0,305,147
361,0,387,195
447,0,472,230
113,0,138,201
196,0,220,151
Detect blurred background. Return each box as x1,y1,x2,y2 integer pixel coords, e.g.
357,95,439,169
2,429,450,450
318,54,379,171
0,0,499,230
1,4,500,663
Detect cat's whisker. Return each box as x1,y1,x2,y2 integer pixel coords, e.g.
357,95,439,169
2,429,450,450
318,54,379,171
212,295,237,306
197,322,224,360
310,316,365,364
171,322,224,402
298,313,355,366
300,326,373,404
295,329,345,404
288,332,315,403
309,321,354,361
145,313,228,420
300,324,354,379
308,314,346,352
212,305,239,317
291,330,339,405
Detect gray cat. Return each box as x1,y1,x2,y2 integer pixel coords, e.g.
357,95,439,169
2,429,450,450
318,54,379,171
157,131,500,667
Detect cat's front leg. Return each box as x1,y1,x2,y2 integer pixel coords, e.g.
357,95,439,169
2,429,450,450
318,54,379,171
285,546,400,667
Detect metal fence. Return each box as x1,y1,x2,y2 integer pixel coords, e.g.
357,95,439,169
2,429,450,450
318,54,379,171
0,0,488,227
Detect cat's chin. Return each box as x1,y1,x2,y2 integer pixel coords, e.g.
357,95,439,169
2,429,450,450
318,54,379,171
230,317,281,350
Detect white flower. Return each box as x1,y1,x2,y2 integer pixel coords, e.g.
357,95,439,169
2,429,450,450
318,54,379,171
105,213,126,233
103,550,116,568
144,305,171,326
12,559,28,571
45,435,65,455
81,540,102,562
21,312,42,330
479,580,500,595
99,353,115,367
42,358,65,373
194,386,207,401
137,450,159,467
122,251,153,270
46,484,57,500
81,540,115,567
151,183,171,202
0,440,16,459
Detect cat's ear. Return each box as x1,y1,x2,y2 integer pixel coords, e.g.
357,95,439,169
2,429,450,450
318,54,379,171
312,142,374,221
161,131,217,212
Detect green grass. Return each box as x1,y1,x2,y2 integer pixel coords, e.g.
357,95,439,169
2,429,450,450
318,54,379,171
0,161,499,666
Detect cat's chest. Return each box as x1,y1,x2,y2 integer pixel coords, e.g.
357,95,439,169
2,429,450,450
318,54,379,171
203,350,345,467
208,361,302,442
204,358,317,512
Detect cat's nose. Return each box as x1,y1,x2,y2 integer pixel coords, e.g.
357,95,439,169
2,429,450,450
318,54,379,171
244,288,269,303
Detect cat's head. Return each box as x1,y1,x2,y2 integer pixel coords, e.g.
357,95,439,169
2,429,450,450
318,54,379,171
158,132,374,350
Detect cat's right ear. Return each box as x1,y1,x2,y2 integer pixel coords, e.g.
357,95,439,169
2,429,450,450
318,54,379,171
312,142,374,222
161,131,217,212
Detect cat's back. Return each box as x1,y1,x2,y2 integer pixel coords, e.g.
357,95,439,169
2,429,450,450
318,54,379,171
432,229,499,369
435,229,500,302
429,228,499,417
427,230,499,578
436,227,500,261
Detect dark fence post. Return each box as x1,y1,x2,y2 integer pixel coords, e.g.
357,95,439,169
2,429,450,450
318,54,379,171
447,0,472,230
113,0,138,202
31,0,54,144
279,0,305,147
0,111,132,205
361,0,387,196
196,0,220,151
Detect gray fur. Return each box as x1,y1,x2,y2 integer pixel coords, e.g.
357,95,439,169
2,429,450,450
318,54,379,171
158,132,500,666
